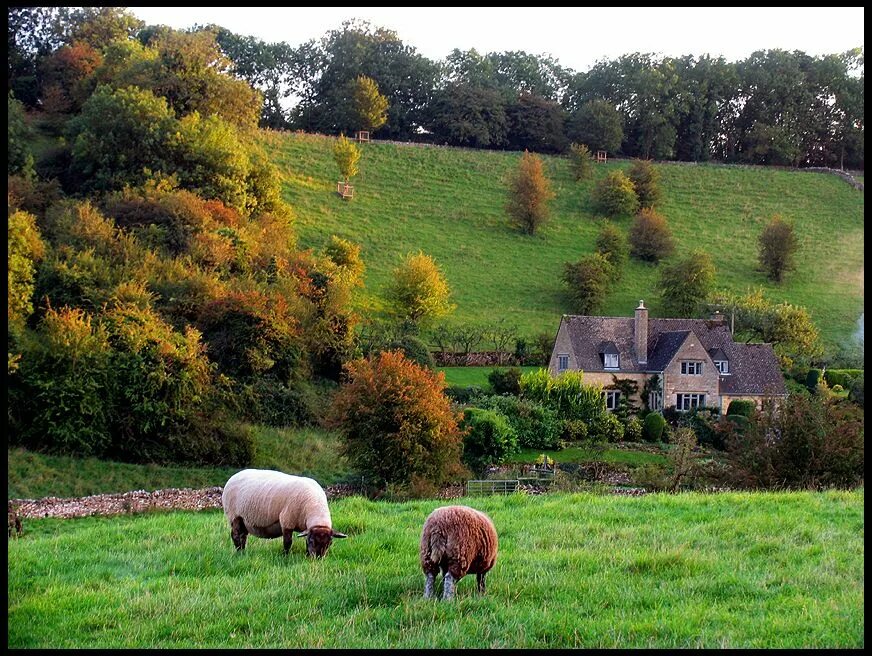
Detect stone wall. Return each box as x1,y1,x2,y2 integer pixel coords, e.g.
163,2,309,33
662,338,720,409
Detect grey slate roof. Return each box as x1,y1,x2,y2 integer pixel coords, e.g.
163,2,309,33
560,315,786,396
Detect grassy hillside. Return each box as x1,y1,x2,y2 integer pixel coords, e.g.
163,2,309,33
8,490,863,648
262,132,864,350
438,365,539,388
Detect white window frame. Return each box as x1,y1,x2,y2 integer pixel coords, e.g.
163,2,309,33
604,390,621,411
676,393,706,411
714,360,729,374
681,361,703,375
557,354,569,372
603,353,619,369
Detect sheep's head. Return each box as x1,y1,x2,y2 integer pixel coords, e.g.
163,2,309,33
297,526,347,558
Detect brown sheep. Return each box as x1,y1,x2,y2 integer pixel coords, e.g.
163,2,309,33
420,505,498,600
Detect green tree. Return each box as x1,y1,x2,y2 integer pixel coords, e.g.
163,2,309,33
351,75,389,133
426,83,509,148
567,99,624,154
506,93,568,154
758,214,799,283
657,250,716,317
629,207,675,262
563,253,615,315
594,221,628,277
591,170,639,217
8,210,45,325
506,150,555,234
568,142,594,181
460,407,518,475
327,350,464,490
7,92,34,176
386,252,454,326
333,134,361,184
627,159,662,208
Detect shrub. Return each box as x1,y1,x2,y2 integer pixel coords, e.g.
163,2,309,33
8,92,34,176
624,416,643,442
643,412,666,442
657,250,715,317
520,368,606,424
327,350,464,489
568,142,594,181
444,385,486,404
591,170,639,217
758,214,798,283
460,407,518,475
506,150,555,235
726,400,756,418
805,368,821,391
488,367,522,395
561,418,589,442
824,369,863,389
388,335,435,370
562,253,615,315
629,207,675,262
848,375,864,407
627,159,662,209
333,134,361,184
8,210,46,325
474,394,562,450
591,412,624,442
594,222,628,276
678,406,720,449
386,252,454,327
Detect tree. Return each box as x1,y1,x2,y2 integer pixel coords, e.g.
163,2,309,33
591,170,639,217
594,221,628,277
327,350,464,489
8,92,34,176
333,134,361,185
629,208,675,262
758,214,798,283
386,252,454,326
566,99,624,154
563,253,615,315
426,83,509,148
657,250,716,317
350,75,388,133
627,159,662,208
8,210,45,326
568,142,594,181
506,150,555,234
460,407,518,475
506,93,568,153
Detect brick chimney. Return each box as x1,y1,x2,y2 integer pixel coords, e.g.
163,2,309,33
635,300,648,365
710,310,726,324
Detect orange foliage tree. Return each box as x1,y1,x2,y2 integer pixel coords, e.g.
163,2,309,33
327,350,464,491
506,150,555,235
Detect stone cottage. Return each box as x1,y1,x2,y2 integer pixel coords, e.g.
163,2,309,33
547,301,787,414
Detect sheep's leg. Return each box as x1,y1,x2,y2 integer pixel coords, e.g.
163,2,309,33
282,528,294,555
231,517,248,551
442,572,456,601
477,572,486,594
423,572,436,599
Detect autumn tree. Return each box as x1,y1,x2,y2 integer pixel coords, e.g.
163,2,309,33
629,207,675,262
657,249,716,317
758,214,798,283
568,142,594,181
386,252,454,326
350,75,389,134
327,350,464,490
506,150,555,235
333,134,361,185
563,253,615,315
591,170,639,217
627,159,662,208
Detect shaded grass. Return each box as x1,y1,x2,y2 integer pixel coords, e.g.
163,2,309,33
8,426,349,499
262,131,863,351
438,365,539,389
8,490,864,648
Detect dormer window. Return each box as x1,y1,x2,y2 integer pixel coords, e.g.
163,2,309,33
604,353,619,369
714,360,729,374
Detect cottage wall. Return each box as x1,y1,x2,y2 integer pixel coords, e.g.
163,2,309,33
663,337,720,409
547,322,576,376
581,371,650,408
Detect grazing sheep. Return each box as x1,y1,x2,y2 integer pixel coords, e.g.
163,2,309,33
222,469,347,558
420,505,498,600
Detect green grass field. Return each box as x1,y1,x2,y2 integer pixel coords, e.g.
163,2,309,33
438,365,539,388
8,426,350,499
8,489,863,648
262,131,864,351
506,446,669,468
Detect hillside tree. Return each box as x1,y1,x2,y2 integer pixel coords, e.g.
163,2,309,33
386,252,455,326
350,74,389,134
657,249,716,317
758,214,798,283
333,134,361,185
506,150,555,234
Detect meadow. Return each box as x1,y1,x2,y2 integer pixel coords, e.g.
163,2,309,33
437,365,539,388
263,131,864,350
8,490,864,648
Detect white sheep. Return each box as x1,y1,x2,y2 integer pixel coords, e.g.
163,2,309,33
222,469,346,558
420,505,498,600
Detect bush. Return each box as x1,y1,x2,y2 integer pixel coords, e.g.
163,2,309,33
561,418,589,442
657,249,715,317
629,207,675,262
327,350,464,489
591,412,624,442
444,385,486,404
678,406,720,449
726,400,756,418
848,375,864,407
568,142,594,181
8,209,46,325
238,378,321,427
520,368,606,424
643,412,667,442
506,150,555,235
8,92,34,176
824,369,863,389
388,335,435,370
460,407,518,475
591,170,639,217
594,222,628,276
726,414,750,432
805,368,821,391
488,367,522,395
386,252,454,327
562,253,615,315
627,159,662,209
474,394,562,450
758,214,798,283
624,416,643,442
